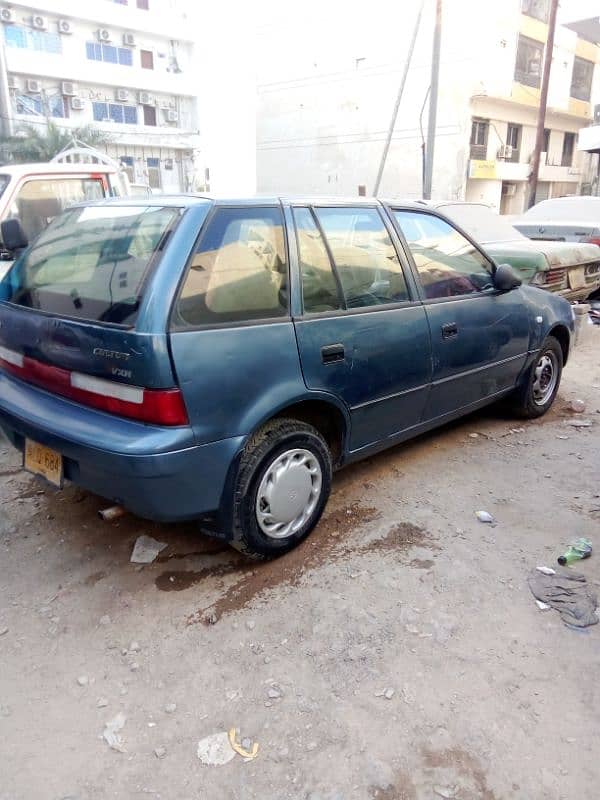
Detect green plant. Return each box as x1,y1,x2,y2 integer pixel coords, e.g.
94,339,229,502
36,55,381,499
0,121,112,164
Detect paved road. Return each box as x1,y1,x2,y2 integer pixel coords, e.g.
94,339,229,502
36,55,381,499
1,328,599,800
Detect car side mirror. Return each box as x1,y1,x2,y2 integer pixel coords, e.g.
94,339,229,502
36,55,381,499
493,263,522,292
0,218,28,253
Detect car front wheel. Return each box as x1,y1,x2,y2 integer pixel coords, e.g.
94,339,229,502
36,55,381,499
227,418,332,558
510,335,563,418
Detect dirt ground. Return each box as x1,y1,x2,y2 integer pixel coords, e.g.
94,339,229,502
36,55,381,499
1,327,599,800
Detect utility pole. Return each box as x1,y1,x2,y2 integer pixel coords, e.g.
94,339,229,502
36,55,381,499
372,0,425,196
527,0,559,209
423,0,442,200
0,35,12,139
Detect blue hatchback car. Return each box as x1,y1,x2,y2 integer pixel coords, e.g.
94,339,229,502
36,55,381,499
0,196,574,556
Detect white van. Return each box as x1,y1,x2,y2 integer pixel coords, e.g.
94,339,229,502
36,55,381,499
0,163,128,277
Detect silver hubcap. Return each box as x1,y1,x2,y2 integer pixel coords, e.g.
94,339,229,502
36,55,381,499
532,352,557,405
255,448,323,539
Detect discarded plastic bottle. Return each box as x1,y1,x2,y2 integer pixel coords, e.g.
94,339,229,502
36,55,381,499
558,537,592,566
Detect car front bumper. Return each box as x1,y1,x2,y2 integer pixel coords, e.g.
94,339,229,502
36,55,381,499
0,371,244,521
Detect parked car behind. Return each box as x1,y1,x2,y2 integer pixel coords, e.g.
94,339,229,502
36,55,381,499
513,196,600,246
429,201,600,302
0,197,575,557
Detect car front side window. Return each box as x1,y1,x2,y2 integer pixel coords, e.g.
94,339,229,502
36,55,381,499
392,210,494,300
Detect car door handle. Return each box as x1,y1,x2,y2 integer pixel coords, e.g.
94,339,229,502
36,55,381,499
441,322,458,339
321,343,345,364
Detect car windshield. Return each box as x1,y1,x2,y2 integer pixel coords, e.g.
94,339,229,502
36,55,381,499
0,174,9,199
0,204,181,326
436,203,526,244
521,196,600,221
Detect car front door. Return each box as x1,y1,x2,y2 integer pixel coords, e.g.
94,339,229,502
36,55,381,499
290,203,432,454
389,208,530,420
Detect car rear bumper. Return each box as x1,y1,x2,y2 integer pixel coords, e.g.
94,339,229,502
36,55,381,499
0,371,244,521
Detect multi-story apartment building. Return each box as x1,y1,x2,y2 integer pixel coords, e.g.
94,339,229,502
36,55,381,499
571,16,600,196
0,0,201,191
256,0,600,213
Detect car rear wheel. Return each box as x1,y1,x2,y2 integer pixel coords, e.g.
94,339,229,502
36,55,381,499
509,335,563,419
227,418,332,558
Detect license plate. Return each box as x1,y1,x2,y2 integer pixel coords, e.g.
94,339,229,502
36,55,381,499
24,439,63,488
568,266,586,290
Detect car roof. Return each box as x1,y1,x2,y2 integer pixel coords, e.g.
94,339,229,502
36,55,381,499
0,162,118,178
70,194,432,210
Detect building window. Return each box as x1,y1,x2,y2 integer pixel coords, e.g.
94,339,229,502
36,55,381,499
92,102,138,124
120,155,135,181
506,124,522,162
143,104,157,126
570,57,593,102
140,49,154,69
4,25,62,54
86,42,133,66
521,0,550,22
515,35,543,88
561,132,575,167
137,0,150,8
147,157,161,189
543,128,550,164
470,118,489,159
15,93,65,118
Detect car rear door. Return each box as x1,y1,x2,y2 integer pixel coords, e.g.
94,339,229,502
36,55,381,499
388,207,530,420
289,203,432,453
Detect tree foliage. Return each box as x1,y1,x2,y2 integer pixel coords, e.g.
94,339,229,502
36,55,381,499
0,122,112,164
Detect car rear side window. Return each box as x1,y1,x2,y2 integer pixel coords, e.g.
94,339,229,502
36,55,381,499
393,210,494,299
175,206,288,327
293,207,342,313
313,207,409,309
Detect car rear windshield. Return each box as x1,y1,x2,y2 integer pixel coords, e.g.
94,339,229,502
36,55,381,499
522,197,600,221
1,205,181,326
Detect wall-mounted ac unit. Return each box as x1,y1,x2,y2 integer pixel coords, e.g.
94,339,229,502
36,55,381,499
7,75,19,90
501,183,517,197
61,81,76,96
0,8,15,24
116,88,129,102
57,19,72,35
70,97,85,110
165,109,178,123
497,145,513,160
123,32,135,47
97,28,111,42
31,14,47,30
26,79,41,93
138,91,153,105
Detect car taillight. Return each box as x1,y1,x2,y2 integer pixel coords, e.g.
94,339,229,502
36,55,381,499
0,347,188,426
584,236,600,247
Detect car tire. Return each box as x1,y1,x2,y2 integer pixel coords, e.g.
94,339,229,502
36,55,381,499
226,418,332,559
509,335,563,419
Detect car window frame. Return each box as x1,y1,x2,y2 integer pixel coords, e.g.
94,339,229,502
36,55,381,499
384,205,500,305
169,202,293,332
291,201,419,320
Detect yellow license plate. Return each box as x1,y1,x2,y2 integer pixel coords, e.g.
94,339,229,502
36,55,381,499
24,439,63,488
568,266,586,290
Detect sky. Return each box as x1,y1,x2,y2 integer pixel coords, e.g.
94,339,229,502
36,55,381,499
558,0,600,23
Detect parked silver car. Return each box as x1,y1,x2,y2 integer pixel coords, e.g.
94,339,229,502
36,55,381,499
513,196,600,246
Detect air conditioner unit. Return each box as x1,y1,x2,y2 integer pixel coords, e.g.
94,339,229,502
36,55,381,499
123,32,135,47
70,96,85,110
61,81,76,96
497,145,513,160
116,88,129,102
165,109,178,123
96,28,111,42
138,91,153,105
501,183,517,197
57,19,72,35
26,79,41,93
0,8,15,23
31,14,47,30
7,75,18,90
